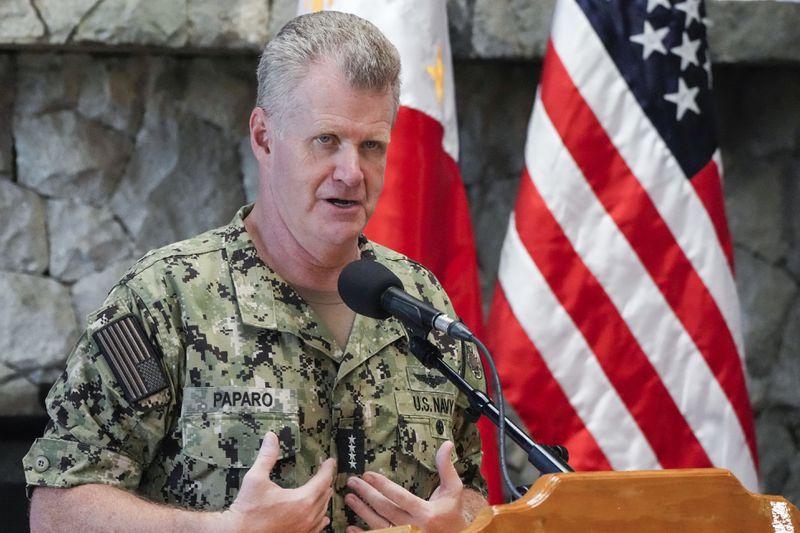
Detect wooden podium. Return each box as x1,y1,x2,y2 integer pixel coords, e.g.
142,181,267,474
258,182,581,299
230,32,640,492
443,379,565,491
380,469,799,532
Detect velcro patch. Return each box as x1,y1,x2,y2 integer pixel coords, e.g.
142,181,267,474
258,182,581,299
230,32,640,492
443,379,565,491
92,315,168,403
337,427,365,474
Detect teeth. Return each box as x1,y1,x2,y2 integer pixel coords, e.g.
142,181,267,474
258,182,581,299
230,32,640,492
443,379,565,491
329,199,355,206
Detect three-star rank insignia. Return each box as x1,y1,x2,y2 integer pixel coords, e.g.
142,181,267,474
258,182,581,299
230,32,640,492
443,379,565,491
92,315,169,404
336,427,366,474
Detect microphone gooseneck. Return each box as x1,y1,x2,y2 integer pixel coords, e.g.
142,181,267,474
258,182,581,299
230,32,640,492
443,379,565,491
337,259,476,341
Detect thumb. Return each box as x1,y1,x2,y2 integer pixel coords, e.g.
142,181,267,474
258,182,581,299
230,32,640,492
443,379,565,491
435,440,462,493
252,431,281,475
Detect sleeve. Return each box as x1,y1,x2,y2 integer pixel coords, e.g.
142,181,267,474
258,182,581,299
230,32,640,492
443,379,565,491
22,281,179,494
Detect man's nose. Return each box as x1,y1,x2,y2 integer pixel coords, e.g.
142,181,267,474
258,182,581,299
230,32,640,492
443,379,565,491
332,145,364,186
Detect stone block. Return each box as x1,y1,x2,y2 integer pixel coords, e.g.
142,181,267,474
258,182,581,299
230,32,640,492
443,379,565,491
765,299,800,410
32,0,98,44
72,260,136,325
0,181,49,274
77,56,147,133
240,136,259,204
0,363,43,416
706,1,800,64
446,0,475,59
267,0,296,41
724,159,790,264
757,407,800,501
0,55,13,177
187,0,270,49
15,110,133,203
15,53,87,116
454,61,538,296
47,199,134,283
471,0,552,59
735,248,798,379
111,59,245,253
716,67,800,160
0,272,78,377
0,0,45,43
182,58,255,134
72,0,188,47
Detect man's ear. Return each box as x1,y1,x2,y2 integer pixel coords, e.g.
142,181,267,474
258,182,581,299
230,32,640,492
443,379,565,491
249,107,272,164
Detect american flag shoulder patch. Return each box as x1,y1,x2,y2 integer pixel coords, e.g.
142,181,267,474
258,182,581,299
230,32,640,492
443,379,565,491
92,315,169,403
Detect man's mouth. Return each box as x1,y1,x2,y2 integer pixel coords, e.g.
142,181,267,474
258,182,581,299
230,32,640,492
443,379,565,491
327,198,357,207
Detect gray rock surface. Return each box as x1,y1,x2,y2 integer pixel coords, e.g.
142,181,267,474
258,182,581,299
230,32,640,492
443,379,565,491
240,136,259,204
187,0,270,49
0,0,799,63
182,58,255,134
72,0,188,48
706,1,800,64
111,59,245,253
0,0,45,43
735,248,797,383
77,56,147,134
0,55,13,178
0,272,78,378
71,259,135,325
267,0,295,41
0,181,49,274
766,300,800,410
32,0,98,44
471,0,551,59
0,363,43,416
47,199,134,282
15,110,133,203
16,53,87,116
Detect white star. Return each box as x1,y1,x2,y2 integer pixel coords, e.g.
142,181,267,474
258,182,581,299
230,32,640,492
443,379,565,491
629,21,670,60
349,459,357,469
664,78,700,120
675,0,702,27
647,0,671,13
670,32,701,70
348,435,356,445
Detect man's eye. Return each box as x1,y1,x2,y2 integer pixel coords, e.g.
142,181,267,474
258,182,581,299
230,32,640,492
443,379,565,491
316,134,334,145
363,140,382,150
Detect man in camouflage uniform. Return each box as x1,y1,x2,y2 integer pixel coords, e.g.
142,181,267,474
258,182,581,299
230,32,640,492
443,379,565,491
25,10,488,533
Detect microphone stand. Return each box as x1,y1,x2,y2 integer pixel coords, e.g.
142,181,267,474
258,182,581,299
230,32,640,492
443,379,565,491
404,326,574,477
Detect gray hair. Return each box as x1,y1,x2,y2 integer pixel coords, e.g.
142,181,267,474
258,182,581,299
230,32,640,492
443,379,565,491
256,11,401,128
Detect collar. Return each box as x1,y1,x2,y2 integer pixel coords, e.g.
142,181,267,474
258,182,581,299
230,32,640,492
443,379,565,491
223,205,404,373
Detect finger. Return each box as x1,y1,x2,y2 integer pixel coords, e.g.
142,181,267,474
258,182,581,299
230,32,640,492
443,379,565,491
303,458,337,496
347,475,412,526
345,527,364,533
435,441,463,493
312,514,330,532
360,471,423,511
344,492,393,530
251,431,280,474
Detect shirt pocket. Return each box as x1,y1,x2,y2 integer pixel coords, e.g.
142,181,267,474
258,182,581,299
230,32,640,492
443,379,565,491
394,389,457,474
179,387,299,485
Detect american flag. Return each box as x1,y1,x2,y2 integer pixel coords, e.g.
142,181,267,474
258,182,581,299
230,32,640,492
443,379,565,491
487,0,759,490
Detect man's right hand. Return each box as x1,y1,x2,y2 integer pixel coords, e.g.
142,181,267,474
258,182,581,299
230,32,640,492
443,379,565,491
221,431,335,533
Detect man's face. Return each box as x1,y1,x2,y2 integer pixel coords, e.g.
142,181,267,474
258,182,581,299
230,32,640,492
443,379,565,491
257,60,395,253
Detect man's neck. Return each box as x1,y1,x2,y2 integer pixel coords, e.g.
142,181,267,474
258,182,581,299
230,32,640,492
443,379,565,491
244,202,360,293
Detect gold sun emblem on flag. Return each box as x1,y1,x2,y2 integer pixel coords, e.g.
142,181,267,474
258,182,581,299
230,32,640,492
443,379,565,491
305,0,335,12
426,44,445,104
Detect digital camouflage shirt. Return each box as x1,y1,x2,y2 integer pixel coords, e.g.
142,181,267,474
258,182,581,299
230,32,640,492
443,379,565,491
23,205,487,531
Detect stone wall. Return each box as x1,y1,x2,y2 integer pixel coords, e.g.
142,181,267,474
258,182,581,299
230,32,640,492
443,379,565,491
0,0,798,508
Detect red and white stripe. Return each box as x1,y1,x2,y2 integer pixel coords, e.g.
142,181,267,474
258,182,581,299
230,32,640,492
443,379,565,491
489,0,758,491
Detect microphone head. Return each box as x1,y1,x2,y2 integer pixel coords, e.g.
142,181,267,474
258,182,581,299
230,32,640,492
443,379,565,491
338,259,404,319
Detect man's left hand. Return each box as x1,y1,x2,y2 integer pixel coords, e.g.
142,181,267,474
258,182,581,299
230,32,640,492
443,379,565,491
344,440,483,533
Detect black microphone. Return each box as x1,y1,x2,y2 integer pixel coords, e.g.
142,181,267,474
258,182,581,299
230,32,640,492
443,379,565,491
337,259,476,342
